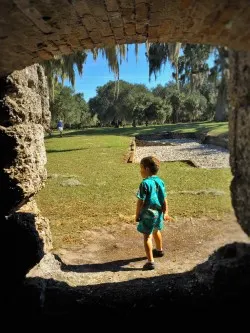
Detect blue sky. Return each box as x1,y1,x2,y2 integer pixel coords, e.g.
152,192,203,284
64,43,215,101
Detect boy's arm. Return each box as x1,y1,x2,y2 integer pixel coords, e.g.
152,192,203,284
135,199,144,222
162,198,171,220
162,198,168,213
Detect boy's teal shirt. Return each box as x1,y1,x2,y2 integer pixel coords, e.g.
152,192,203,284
137,175,167,210
136,175,167,234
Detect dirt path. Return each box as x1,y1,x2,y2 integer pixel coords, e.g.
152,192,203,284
28,213,249,287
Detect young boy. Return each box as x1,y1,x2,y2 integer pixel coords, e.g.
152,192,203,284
135,156,169,270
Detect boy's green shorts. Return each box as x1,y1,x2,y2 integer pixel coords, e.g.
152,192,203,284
137,219,164,235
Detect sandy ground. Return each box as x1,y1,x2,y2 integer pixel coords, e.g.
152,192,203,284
28,213,249,287
134,139,229,168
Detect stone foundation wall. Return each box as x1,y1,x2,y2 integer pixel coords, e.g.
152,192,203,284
134,132,228,149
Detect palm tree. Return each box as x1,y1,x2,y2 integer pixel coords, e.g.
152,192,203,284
43,43,141,101
43,51,88,100
168,43,182,89
91,45,128,101
146,42,181,89
146,42,182,122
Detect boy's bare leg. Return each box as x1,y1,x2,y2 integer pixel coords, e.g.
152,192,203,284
153,230,163,251
143,234,154,262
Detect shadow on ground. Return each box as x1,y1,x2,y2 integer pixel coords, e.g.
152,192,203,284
46,148,89,153
56,255,146,272
7,242,250,320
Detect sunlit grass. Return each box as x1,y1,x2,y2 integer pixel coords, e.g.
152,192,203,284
37,122,231,248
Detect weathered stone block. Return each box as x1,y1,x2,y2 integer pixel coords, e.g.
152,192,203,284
0,64,49,215
136,3,149,21
18,199,53,253
83,15,98,31
120,0,134,9
136,24,146,34
121,8,135,23
109,12,123,28
148,26,159,38
0,124,47,215
98,20,113,36
58,44,72,55
113,27,124,39
105,0,119,12
0,64,50,128
89,31,102,44
37,49,53,60
125,23,136,36
229,50,250,235
2,201,52,284
88,0,107,17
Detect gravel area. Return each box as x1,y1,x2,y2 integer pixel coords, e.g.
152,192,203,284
134,139,229,169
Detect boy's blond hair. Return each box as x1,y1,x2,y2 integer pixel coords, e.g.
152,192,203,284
140,156,160,174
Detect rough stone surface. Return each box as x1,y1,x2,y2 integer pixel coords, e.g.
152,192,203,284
0,64,50,216
0,0,250,76
17,199,53,254
0,64,52,286
202,135,228,149
2,200,51,287
229,50,250,236
0,123,47,215
3,209,45,285
0,64,50,129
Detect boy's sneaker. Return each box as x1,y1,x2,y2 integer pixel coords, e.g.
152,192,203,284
143,262,155,270
153,249,164,257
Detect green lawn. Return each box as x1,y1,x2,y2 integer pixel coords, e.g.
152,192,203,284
37,122,232,248
54,120,228,138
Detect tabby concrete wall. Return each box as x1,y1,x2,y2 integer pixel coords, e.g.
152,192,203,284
1,0,250,76
0,64,52,283
229,50,250,236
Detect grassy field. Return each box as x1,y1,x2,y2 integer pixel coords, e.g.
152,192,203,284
36,121,232,249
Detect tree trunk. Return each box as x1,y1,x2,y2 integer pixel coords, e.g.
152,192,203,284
172,108,179,123
215,47,229,122
175,61,179,90
215,78,228,121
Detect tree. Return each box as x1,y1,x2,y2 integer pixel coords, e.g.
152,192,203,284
181,44,211,91
145,97,172,124
183,92,207,122
50,83,94,128
212,47,229,121
199,81,217,120
89,80,154,126
170,90,184,123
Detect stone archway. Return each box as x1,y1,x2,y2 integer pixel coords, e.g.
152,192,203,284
1,0,250,76
0,0,250,306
